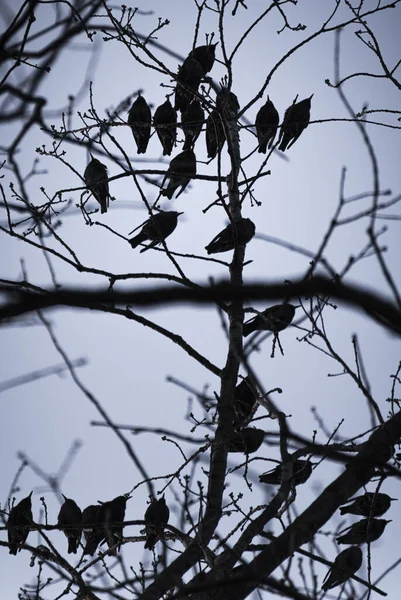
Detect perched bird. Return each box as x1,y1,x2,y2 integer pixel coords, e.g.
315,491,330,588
153,98,177,156
340,492,396,517
278,95,313,152
336,518,391,545
255,96,279,153
129,211,183,252
175,58,203,112
259,460,312,486
233,376,258,428
321,546,363,591
205,218,255,254
84,156,110,214
144,496,170,550
206,110,226,159
182,100,205,150
161,149,196,199
7,492,33,555
188,43,218,76
228,428,265,454
101,495,129,555
57,495,82,554
82,504,105,556
243,303,295,337
216,87,240,117
128,94,152,154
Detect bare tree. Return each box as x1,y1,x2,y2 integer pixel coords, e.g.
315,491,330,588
1,1,401,599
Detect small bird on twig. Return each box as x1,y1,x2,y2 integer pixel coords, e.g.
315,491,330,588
144,496,170,550
259,460,312,486
255,96,279,153
188,43,218,76
161,149,197,199
336,518,391,545
82,504,105,556
175,58,203,113
206,110,226,159
101,495,129,555
182,100,205,150
153,98,177,156
243,303,296,337
205,218,255,254
340,492,396,517
321,546,363,591
84,156,110,214
129,211,183,252
233,376,258,428
128,93,152,154
58,495,82,554
278,95,313,152
7,492,33,555
228,428,265,454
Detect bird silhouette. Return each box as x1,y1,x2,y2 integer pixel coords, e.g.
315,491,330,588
205,218,255,254
7,492,33,555
101,495,129,555
144,496,170,550
153,98,177,156
182,100,205,150
128,94,152,154
228,428,265,454
84,156,110,214
278,95,313,152
340,492,396,517
321,546,363,591
82,504,105,556
233,376,258,428
259,460,312,486
255,96,279,153
216,87,240,117
188,43,218,76
206,110,226,159
57,495,82,554
161,149,196,199
243,303,295,337
129,211,183,252
336,518,391,545
175,58,203,113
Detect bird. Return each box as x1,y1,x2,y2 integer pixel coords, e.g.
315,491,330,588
101,495,129,555
228,428,265,454
321,546,363,591
175,57,203,112
57,495,82,554
84,156,110,214
205,218,255,254
340,492,396,517
336,518,391,545
216,87,240,117
129,211,183,252
161,149,196,199
206,110,226,159
278,95,313,152
128,93,152,154
82,504,105,556
153,98,177,156
255,96,279,153
233,376,258,428
243,303,296,337
188,43,218,76
259,460,312,486
182,100,205,150
7,492,33,555
144,496,170,550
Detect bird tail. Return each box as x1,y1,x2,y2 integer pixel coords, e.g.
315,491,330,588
258,142,267,154
339,506,350,516
68,537,78,554
129,231,148,249
145,533,158,550
161,188,174,200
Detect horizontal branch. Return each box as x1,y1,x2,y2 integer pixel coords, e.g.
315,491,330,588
0,277,400,335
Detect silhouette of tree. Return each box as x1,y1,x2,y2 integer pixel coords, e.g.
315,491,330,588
1,1,401,599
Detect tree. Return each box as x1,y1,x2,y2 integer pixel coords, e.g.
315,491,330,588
1,1,401,599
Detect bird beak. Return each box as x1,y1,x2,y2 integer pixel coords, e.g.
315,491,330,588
62,494,67,501
177,212,184,216
390,498,398,501
28,491,33,498
309,94,314,100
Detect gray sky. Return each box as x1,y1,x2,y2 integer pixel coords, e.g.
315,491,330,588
1,1,401,598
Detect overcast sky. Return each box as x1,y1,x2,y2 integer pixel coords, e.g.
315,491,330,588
1,1,400,598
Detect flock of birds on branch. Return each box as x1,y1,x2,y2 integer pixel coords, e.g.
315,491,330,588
83,42,312,258
9,41,393,593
